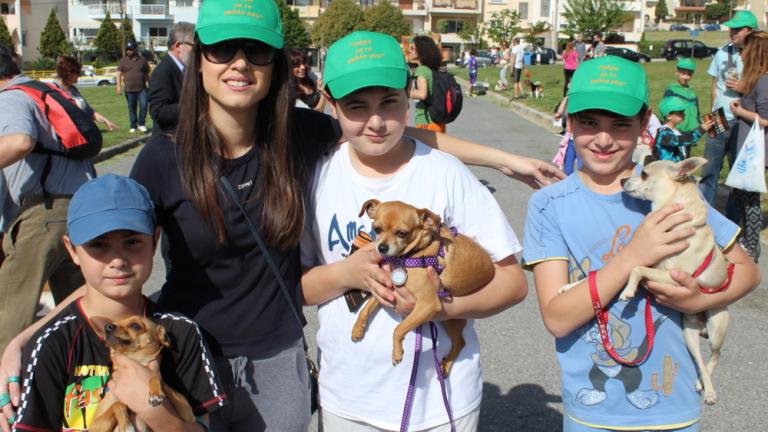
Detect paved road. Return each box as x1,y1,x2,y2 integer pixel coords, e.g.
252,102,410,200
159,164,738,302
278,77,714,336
97,96,768,431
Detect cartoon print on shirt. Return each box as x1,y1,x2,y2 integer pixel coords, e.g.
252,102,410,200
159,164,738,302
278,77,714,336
327,213,374,256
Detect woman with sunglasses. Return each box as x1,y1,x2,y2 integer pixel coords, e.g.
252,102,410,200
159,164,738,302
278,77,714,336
289,49,325,112
0,1,564,431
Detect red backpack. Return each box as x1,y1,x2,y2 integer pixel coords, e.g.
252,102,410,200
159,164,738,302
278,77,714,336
4,80,102,160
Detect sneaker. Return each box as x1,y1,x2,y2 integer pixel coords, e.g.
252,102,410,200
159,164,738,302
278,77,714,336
129,128,136,134
138,125,148,133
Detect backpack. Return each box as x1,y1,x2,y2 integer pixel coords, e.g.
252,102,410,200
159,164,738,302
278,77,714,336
4,80,102,160
427,70,463,124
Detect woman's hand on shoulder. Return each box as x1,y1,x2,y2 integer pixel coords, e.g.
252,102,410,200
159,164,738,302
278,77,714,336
502,155,565,189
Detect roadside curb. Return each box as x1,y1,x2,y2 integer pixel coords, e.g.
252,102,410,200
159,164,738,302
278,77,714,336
454,76,557,132
93,135,149,164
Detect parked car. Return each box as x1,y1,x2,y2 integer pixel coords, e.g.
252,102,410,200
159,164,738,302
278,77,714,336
662,39,718,60
528,47,557,65
40,69,117,87
669,24,691,31
699,23,722,31
605,46,651,63
455,50,493,68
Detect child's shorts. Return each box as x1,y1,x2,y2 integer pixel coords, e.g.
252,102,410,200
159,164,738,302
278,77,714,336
564,416,699,432
469,73,477,84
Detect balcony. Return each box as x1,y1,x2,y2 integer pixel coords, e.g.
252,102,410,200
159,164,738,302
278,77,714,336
139,4,167,15
393,0,428,15
143,36,169,49
87,2,125,17
430,0,480,13
72,36,96,50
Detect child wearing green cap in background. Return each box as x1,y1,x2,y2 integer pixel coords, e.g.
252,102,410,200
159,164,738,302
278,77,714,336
300,31,527,431
522,56,759,432
653,96,715,162
663,58,702,156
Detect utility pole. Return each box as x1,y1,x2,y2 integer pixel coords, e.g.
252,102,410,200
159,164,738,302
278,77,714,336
119,0,126,58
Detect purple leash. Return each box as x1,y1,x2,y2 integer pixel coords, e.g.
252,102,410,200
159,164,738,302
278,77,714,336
399,322,456,432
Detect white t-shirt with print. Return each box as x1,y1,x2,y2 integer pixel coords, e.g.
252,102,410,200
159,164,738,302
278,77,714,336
300,139,521,431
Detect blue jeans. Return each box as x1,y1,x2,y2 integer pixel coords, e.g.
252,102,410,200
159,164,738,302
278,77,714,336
125,88,148,129
699,120,738,209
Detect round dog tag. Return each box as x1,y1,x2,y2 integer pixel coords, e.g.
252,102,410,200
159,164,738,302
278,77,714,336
391,267,408,286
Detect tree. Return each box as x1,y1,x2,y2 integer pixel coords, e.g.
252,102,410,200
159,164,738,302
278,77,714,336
457,19,484,49
485,9,521,47
39,8,69,58
561,0,633,39
311,0,364,47
705,2,730,22
0,17,13,48
524,21,551,45
275,0,310,48
120,16,137,47
361,0,410,40
654,0,668,23
95,11,121,60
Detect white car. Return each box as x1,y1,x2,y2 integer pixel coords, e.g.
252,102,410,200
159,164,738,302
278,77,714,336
40,69,116,87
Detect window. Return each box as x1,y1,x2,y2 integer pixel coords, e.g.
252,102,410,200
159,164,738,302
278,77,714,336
439,19,465,33
149,27,168,37
0,2,14,14
287,0,312,4
488,0,506,3
518,2,528,19
358,0,374,5
540,0,550,17
21,30,26,47
176,0,194,6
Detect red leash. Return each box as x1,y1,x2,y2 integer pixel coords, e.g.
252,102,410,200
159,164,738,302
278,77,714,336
588,271,655,366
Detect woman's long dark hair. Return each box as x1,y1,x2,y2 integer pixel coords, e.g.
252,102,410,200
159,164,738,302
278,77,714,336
413,36,442,70
176,38,305,248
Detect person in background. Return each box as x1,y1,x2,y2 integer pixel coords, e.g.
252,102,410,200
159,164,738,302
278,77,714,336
289,49,325,112
699,10,757,206
653,96,714,162
561,41,579,97
726,30,768,262
497,41,511,91
117,41,150,134
410,35,447,132
467,49,479,96
510,37,525,99
592,32,606,58
663,58,701,157
574,36,587,62
149,21,195,136
55,56,118,131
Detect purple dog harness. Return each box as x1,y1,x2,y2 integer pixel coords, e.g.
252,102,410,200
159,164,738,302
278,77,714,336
382,226,458,432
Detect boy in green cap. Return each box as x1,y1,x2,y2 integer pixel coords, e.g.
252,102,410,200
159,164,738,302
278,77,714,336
522,55,758,432
300,30,527,431
654,95,714,162
663,58,702,148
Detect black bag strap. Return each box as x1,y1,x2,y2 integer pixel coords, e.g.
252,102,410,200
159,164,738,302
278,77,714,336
218,176,308,350
727,43,734,69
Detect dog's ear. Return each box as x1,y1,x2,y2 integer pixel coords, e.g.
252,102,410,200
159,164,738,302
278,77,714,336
89,316,112,339
359,199,380,218
417,208,441,231
671,157,708,179
153,323,171,348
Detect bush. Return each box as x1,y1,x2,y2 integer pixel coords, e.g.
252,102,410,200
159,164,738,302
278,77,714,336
24,57,56,71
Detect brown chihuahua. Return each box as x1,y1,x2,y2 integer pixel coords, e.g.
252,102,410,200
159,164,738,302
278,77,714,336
89,316,196,432
352,199,495,375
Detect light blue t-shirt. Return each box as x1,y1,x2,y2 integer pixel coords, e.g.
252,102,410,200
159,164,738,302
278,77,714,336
707,43,743,121
523,171,739,430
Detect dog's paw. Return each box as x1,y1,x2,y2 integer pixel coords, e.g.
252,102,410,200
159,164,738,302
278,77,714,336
704,389,717,405
351,326,365,342
392,348,404,366
148,392,166,407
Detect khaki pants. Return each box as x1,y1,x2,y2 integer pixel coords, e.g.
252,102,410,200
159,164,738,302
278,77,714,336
0,199,83,352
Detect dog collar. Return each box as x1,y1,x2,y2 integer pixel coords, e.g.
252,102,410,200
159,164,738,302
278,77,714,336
383,226,458,294
693,248,735,294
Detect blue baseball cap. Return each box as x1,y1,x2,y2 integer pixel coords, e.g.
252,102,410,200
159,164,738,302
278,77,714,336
67,175,156,246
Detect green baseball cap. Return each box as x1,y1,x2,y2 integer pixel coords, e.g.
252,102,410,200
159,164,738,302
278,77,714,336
567,56,649,117
659,96,690,118
676,57,696,72
722,10,758,30
323,31,408,99
196,0,283,49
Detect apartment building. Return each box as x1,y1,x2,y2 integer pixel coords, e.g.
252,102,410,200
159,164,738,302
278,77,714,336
669,0,766,28
1,0,68,62
68,0,200,53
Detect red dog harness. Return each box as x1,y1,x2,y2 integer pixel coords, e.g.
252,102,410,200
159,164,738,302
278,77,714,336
691,248,736,294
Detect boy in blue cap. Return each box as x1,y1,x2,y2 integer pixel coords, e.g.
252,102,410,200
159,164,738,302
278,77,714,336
523,56,759,432
13,175,225,432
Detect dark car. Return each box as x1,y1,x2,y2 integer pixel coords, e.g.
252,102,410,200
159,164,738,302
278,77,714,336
605,46,651,63
662,39,718,60
669,24,691,31
699,23,722,31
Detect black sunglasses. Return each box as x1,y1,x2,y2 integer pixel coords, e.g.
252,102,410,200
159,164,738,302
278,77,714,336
201,39,276,66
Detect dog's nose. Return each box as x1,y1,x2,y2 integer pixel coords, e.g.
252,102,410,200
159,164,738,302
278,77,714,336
620,178,628,187
104,323,115,335
377,244,388,255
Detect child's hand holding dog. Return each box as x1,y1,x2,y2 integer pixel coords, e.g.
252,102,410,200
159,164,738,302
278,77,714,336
108,352,204,432
620,203,694,269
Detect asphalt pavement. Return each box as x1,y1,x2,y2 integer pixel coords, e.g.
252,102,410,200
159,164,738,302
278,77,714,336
97,96,768,431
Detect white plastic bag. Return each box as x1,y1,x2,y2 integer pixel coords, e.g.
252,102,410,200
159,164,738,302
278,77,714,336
725,119,766,193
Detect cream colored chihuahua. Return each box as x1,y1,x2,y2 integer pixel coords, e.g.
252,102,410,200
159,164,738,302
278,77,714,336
560,157,731,405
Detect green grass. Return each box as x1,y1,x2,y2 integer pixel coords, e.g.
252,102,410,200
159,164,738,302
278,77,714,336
643,31,730,49
78,86,153,148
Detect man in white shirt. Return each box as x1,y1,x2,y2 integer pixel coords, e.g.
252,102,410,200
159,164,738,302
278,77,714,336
509,37,525,99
